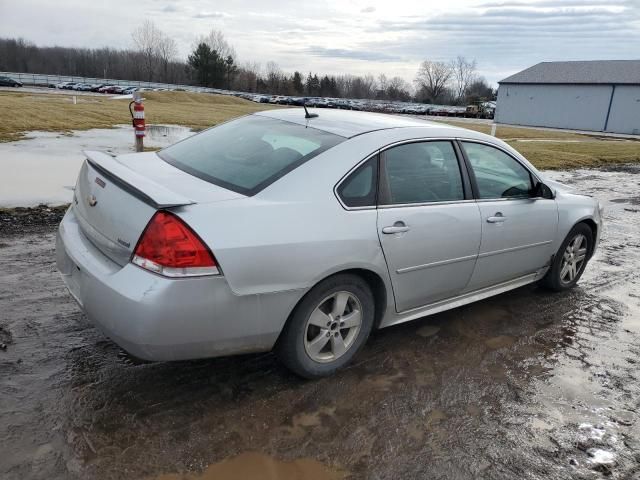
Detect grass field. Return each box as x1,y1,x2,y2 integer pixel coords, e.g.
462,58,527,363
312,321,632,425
430,119,640,169
0,91,276,143
1,90,639,170
432,120,590,140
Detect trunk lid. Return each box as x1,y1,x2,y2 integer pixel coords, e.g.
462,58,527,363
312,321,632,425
73,150,244,266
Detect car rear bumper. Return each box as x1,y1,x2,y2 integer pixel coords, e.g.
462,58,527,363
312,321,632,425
56,207,297,361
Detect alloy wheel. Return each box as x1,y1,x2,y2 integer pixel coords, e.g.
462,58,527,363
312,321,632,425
560,234,588,284
303,291,363,363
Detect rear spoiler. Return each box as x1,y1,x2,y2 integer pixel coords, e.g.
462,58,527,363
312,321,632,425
83,150,195,209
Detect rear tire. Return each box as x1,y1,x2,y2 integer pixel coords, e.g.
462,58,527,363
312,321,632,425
539,223,593,292
276,274,375,379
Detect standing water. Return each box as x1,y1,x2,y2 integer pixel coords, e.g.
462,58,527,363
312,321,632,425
0,125,193,207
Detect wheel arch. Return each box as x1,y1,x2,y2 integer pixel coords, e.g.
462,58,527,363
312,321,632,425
277,267,391,347
343,268,388,329
575,217,598,259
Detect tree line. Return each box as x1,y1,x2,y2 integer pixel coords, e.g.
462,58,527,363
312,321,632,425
0,23,495,104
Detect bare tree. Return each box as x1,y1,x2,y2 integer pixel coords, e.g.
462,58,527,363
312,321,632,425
157,35,178,83
450,56,477,104
387,76,412,101
233,61,260,92
377,73,388,93
131,20,163,81
199,29,236,59
265,61,283,92
414,60,453,103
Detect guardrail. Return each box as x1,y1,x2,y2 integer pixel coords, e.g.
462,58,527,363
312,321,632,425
0,71,221,94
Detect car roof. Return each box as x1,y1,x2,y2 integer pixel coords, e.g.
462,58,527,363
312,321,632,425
254,108,457,139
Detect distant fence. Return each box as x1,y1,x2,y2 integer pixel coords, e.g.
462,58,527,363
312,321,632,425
1,71,488,118
0,71,222,94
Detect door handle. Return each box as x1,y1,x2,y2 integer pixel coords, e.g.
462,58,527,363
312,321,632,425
486,212,506,223
382,221,410,234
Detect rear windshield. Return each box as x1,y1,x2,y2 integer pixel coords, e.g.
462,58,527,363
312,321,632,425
158,115,345,195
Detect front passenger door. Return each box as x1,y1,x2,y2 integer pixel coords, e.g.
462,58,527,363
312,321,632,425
461,141,558,291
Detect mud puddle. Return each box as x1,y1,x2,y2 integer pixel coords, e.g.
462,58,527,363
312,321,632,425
1,165,640,479
0,125,193,207
150,452,343,480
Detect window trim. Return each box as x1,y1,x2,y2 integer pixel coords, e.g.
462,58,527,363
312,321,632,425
336,155,380,209
333,151,380,211
334,137,476,211
456,138,545,202
378,139,471,207
334,137,546,212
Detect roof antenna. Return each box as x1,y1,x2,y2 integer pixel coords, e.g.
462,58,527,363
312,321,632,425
303,103,318,119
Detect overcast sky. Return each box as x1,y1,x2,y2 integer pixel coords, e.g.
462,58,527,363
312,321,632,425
1,0,638,85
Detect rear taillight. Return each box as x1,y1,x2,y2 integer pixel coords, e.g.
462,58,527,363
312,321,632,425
132,211,219,277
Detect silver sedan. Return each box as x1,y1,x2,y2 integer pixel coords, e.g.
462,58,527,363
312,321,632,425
56,109,602,378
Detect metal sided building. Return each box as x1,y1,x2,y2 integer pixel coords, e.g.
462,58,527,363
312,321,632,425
495,60,640,135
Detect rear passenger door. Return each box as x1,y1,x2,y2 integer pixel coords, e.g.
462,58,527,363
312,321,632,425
376,140,482,312
460,141,558,291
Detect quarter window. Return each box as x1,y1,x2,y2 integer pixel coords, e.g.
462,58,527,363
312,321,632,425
337,157,378,207
381,141,464,205
461,142,533,199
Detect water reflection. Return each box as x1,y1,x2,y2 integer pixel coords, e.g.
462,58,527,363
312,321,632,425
0,125,193,207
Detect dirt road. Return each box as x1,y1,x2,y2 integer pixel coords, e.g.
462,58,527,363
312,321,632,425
1,167,639,479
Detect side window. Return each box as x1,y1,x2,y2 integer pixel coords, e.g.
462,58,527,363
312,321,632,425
462,142,533,199
381,141,464,205
337,156,378,207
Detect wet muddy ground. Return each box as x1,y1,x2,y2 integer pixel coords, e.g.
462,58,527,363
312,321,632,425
1,166,640,479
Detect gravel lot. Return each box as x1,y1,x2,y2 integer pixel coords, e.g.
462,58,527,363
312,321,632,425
1,166,639,479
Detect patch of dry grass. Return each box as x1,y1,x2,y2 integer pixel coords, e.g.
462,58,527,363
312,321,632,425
1,91,639,170
432,119,640,169
434,120,589,141
507,140,640,170
0,91,277,142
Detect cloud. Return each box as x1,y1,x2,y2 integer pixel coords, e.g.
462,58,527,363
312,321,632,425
479,0,632,7
193,11,230,19
305,46,398,62
1,0,639,86
376,0,638,36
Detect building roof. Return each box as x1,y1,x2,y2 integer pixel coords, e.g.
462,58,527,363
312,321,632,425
255,108,445,138
499,60,640,85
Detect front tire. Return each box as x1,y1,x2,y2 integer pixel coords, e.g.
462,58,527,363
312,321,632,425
276,274,375,379
539,223,593,291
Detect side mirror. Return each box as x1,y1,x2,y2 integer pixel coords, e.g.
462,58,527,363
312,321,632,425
533,182,555,199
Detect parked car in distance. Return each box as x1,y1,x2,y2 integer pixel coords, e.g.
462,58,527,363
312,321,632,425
97,85,117,94
56,109,602,378
56,81,76,89
73,83,93,91
122,87,138,94
90,83,109,92
0,76,22,87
